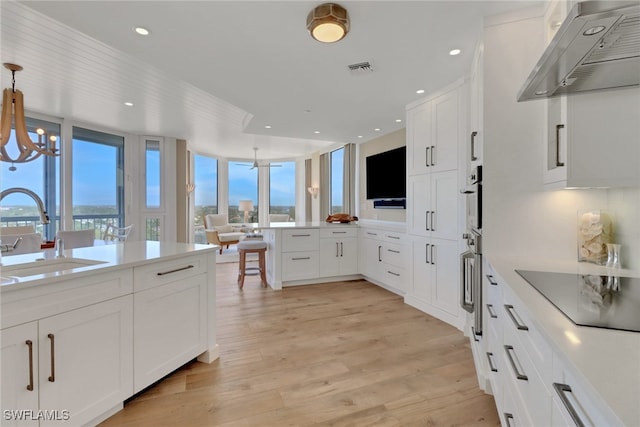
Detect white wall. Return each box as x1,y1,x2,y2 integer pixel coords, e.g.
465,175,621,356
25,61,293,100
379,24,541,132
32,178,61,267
483,9,640,271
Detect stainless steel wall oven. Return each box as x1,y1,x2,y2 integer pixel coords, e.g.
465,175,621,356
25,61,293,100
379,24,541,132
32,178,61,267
461,165,482,338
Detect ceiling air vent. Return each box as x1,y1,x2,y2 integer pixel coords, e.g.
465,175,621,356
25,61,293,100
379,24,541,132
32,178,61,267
348,61,374,76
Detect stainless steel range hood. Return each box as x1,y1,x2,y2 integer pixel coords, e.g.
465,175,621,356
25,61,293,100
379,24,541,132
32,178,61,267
518,1,640,102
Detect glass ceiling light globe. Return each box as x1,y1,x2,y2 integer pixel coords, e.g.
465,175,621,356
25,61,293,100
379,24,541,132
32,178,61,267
307,3,350,43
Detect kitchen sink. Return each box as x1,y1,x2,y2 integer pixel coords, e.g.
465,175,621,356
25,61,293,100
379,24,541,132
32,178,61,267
2,257,107,278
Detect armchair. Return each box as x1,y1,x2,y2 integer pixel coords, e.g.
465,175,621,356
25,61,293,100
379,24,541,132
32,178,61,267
204,214,245,254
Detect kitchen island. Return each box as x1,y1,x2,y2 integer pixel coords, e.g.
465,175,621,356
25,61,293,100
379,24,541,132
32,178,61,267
258,222,360,290
0,241,218,427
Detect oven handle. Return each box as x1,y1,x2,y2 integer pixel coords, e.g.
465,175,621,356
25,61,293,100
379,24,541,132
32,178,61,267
460,250,474,313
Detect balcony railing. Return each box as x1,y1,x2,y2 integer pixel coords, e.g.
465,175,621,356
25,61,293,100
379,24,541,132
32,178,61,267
1,214,122,240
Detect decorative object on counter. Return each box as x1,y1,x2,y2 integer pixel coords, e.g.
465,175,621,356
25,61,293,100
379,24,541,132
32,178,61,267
325,213,358,223
1,63,59,168
577,210,613,265
605,243,622,269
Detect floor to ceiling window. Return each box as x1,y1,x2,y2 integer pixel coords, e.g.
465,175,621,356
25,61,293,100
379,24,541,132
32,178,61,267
330,147,344,214
228,161,258,224
0,116,60,241
193,154,218,243
71,127,124,238
269,161,295,221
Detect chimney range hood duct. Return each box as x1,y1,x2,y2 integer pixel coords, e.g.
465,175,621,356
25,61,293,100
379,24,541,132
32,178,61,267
518,1,640,102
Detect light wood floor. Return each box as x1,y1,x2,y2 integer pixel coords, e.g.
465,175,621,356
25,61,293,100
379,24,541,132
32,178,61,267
99,262,499,426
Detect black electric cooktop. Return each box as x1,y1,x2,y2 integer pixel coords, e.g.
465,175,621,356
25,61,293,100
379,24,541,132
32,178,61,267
516,270,640,333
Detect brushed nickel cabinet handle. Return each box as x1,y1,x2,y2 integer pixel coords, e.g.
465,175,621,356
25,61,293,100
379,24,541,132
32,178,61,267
556,124,565,167
486,304,498,319
504,345,528,381
431,211,436,231
292,257,311,261
378,245,382,262
332,231,347,234
425,243,430,264
26,340,34,391
386,235,400,240
470,131,478,161
292,234,311,237
387,249,400,254
156,265,194,276
340,242,343,257
48,333,55,383
553,383,586,427
425,147,430,167
425,211,429,231
504,304,529,330
430,244,435,265
336,242,339,257
471,326,480,342
430,145,435,166
387,271,400,277
486,275,498,286
486,352,498,372
503,413,514,427
366,232,377,236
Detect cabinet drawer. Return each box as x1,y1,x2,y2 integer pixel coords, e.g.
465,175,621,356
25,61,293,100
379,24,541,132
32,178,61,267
503,288,553,387
2,269,133,328
503,323,551,427
382,242,406,268
282,229,319,252
320,227,357,239
360,229,381,240
133,254,208,292
282,251,320,281
382,231,405,243
381,266,407,291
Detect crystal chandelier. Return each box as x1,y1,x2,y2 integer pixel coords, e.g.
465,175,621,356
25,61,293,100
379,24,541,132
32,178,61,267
1,63,59,169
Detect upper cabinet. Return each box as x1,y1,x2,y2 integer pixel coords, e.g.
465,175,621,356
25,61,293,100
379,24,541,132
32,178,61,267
468,42,484,169
541,0,640,189
407,86,460,176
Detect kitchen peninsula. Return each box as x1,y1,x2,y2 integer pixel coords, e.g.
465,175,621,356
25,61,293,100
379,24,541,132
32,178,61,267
0,242,218,427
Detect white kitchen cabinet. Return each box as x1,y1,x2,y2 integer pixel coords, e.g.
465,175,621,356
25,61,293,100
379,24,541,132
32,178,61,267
281,229,320,282
468,41,483,169
358,228,408,294
409,238,460,326
1,322,39,427
319,227,358,277
1,296,133,427
407,83,460,176
133,272,207,393
39,296,134,427
407,170,458,240
540,0,640,189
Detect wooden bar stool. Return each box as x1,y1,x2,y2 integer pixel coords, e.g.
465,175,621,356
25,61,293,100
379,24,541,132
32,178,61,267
237,240,268,289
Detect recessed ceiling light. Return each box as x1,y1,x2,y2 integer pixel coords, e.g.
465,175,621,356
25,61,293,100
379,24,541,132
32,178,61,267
416,89,425,94
264,125,272,129
357,135,363,138
134,27,150,36
124,102,134,107
449,49,461,56
395,119,402,123
314,130,320,134
374,128,381,132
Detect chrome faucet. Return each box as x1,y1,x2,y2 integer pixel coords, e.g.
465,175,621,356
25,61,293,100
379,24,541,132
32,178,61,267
0,187,50,224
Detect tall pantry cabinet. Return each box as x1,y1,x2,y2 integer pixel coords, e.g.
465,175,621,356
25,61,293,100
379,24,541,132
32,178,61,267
405,79,466,329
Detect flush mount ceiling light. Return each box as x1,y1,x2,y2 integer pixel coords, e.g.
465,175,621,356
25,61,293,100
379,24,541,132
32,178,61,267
134,26,150,36
307,3,350,43
1,63,59,167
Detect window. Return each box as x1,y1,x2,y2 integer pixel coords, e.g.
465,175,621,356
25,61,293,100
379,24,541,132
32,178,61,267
228,162,258,223
0,117,60,241
330,147,344,214
269,161,295,221
145,140,161,208
193,154,218,243
72,127,124,238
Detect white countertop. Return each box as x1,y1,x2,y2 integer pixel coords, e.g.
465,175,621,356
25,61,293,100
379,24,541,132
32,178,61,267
1,241,217,291
246,221,360,229
488,255,640,426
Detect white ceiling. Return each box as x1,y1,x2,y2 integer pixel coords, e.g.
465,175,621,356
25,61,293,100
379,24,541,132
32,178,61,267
1,1,541,161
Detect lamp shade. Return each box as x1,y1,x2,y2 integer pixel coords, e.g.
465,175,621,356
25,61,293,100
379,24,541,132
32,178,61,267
238,200,254,212
306,3,350,43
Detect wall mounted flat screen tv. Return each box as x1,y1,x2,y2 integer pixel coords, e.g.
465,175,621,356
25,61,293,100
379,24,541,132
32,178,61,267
366,146,406,202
